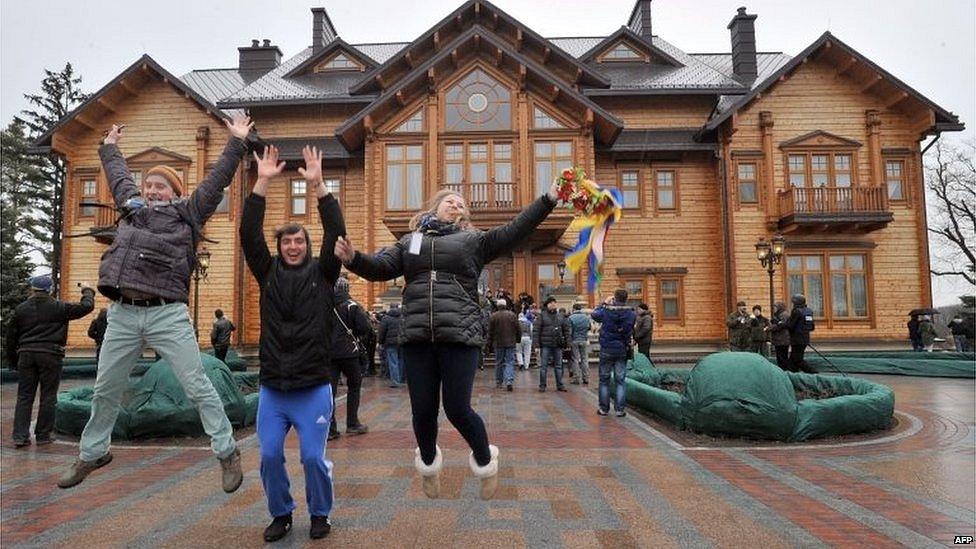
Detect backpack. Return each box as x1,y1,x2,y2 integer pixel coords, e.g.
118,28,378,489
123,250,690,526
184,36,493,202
798,307,815,333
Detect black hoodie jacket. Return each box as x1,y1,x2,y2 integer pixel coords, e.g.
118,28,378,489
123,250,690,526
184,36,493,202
240,193,343,391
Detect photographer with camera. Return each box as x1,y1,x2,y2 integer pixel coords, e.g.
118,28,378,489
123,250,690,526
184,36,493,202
591,289,636,417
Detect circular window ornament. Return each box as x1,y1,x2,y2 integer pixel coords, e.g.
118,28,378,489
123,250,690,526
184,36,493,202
467,93,489,113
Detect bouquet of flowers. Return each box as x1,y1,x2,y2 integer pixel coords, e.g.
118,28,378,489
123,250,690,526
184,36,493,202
557,167,623,293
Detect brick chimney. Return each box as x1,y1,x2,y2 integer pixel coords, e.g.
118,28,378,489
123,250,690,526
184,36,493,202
312,7,338,50
727,7,758,83
238,39,282,81
627,0,653,41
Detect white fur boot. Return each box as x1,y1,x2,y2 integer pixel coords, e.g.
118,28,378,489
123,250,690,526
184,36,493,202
414,446,443,498
468,445,499,500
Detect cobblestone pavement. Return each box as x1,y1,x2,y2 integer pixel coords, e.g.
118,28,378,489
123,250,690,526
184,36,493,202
1,367,973,548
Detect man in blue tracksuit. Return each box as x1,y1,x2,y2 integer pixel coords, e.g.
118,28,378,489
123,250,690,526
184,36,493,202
591,289,636,417
240,144,343,542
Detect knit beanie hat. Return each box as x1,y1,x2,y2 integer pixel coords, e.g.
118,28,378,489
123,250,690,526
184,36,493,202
29,275,53,293
145,165,184,197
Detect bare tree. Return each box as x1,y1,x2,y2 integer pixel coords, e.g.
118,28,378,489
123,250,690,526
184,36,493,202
925,138,975,286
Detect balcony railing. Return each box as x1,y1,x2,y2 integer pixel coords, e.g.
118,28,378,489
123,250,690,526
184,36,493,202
777,186,892,232
779,186,890,215
443,181,516,210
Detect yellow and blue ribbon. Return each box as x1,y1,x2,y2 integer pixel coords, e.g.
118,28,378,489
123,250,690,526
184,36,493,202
564,180,623,293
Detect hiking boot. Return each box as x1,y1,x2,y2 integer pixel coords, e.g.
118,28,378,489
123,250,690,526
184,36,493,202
415,446,443,499
346,424,369,436
13,438,30,448
57,452,113,488
470,445,500,500
309,515,332,539
263,513,292,542
219,448,243,493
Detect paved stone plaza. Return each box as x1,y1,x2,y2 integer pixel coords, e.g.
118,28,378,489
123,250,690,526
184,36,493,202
1,367,973,548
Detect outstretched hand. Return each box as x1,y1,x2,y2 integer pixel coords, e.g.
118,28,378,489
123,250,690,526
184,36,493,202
225,114,254,140
102,124,125,145
253,145,285,180
335,236,356,265
298,145,328,197
547,181,559,202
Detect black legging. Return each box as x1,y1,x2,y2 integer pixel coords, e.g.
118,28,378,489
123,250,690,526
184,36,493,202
402,342,491,467
774,345,791,371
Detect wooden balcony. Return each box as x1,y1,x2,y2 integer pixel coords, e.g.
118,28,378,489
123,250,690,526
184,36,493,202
776,186,893,233
382,181,572,249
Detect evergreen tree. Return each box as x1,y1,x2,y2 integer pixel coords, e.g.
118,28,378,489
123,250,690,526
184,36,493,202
0,120,37,347
14,63,90,296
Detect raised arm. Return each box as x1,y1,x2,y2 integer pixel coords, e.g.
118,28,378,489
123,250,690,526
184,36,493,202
299,145,345,284
336,237,405,282
240,145,285,284
98,125,140,207
188,116,252,225
61,286,96,320
482,194,557,262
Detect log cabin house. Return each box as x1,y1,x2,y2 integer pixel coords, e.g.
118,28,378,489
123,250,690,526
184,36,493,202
34,1,964,350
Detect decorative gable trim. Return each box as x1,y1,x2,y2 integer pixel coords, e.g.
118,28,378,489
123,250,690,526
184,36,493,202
284,38,378,78
579,27,683,67
779,130,862,149
126,147,193,164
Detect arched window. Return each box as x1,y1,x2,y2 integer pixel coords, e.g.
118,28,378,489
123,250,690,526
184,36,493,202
444,69,511,132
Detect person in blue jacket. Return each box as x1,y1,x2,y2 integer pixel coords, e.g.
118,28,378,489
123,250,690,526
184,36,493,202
591,289,636,417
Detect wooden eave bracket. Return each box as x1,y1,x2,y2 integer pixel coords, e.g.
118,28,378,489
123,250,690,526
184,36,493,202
860,74,883,94
363,115,376,143
542,46,551,64
547,85,560,102
404,51,416,69
427,68,437,94
515,28,524,52
493,47,503,67
395,90,407,107
884,91,909,109
836,56,858,78
517,64,527,90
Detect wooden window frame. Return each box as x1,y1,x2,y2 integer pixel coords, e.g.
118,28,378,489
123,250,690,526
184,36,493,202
828,254,870,321
384,143,425,211
652,168,679,214
441,64,514,133
440,140,516,209
617,167,642,211
621,276,646,308
883,157,908,204
656,275,685,326
76,173,99,220
314,51,366,73
392,108,425,134
597,41,650,63
734,160,760,206
288,177,309,219
783,150,859,189
323,173,343,205
783,250,875,329
533,140,574,198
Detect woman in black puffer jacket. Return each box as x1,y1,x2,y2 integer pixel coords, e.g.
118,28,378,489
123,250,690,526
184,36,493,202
336,184,559,500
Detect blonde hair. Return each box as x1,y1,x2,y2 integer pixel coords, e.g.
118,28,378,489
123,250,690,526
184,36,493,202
408,189,475,231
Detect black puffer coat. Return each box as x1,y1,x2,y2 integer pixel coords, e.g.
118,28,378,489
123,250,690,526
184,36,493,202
348,195,556,347
240,193,343,391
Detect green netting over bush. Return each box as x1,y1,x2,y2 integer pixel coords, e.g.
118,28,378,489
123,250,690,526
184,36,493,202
625,352,896,442
2,348,247,383
805,352,974,378
55,354,258,439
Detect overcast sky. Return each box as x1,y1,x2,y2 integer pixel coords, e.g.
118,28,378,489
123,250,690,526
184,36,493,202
1,0,973,304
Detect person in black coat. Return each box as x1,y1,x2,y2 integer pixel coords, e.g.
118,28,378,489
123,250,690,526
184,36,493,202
767,301,792,370
7,276,95,447
87,308,108,362
329,277,371,439
240,145,342,541
907,314,922,351
209,309,235,362
378,305,404,387
787,294,817,373
335,182,560,501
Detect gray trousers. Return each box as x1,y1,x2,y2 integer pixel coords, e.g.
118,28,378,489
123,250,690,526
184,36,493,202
568,341,589,382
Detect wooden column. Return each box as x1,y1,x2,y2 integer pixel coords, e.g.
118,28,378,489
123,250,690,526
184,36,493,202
865,110,882,187
195,126,209,186
427,93,439,199
365,140,377,307
517,91,530,206
759,111,776,221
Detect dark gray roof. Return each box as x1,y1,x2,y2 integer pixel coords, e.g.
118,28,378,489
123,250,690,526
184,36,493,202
181,68,247,104
599,129,716,152
354,42,409,64
692,52,792,113
219,47,377,107
548,37,606,58
263,136,359,160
